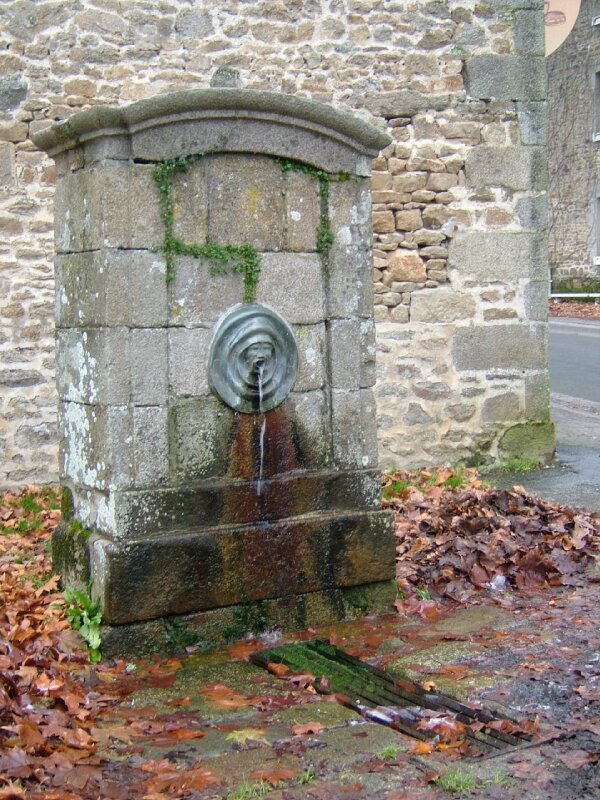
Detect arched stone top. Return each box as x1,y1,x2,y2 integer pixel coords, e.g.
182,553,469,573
32,88,391,176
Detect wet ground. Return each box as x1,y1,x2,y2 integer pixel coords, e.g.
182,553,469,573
65,584,600,799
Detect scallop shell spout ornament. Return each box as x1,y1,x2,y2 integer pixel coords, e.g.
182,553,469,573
208,303,298,414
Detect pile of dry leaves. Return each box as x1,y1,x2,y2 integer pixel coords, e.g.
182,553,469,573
549,300,600,320
0,487,109,797
384,469,600,604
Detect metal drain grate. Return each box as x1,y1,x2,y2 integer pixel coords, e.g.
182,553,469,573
251,640,531,755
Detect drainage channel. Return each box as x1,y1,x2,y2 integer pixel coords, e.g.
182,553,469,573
251,640,532,757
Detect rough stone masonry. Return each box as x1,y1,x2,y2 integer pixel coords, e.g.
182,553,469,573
34,90,398,649
0,0,553,488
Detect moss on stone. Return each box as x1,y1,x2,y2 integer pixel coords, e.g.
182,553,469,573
152,153,261,299
222,601,269,643
51,520,91,589
498,421,556,465
60,486,74,521
386,641,475,680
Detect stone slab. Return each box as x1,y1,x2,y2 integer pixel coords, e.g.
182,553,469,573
133,406,169,486
99,468,384,538
55,250,168,329
453,324,547,371
168,327,212,397
171,160,208,243
448,231,547,282
498,421,556,463
284,169,320,251
256,253,325,324
99,580,397,658
171,390,330,483
33,90,390,170
54,163,163,252
332,389,378,469
206,154,286,251
169,256,245,327
90,509,396,624
58,402,133,490
410,287,475,323
131,329,168,405
293,324,327,391
55,328,131,405
170,397,235,483
517,101,547,145
329,318,361,390
131,117,374,176
327,178,373,318
0,142,15,186
465,55,546,101
465,146,547,191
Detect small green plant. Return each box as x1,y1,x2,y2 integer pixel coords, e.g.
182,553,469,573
416,586,432,601
31,571,53,590
441,464,471,489
153,153,261,300
497,457,540,473
19,495,42,515
434,767,477,794
375,745,400,760
226,780,272,800
483,770,514,788
275,156,350,269
382,479,410,500
297,765,316,784
63,586,102,663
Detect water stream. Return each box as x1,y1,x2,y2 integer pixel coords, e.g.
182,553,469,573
256,362,266,496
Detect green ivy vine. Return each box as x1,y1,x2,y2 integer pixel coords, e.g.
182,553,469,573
275,157,350,269
152,152,350,300
152,154,261,303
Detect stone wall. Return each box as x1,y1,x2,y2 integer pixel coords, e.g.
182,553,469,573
0,0,553,488
547,0,600,285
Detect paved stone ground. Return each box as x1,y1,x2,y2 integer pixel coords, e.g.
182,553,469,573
79,382,600,799
89,583,600,799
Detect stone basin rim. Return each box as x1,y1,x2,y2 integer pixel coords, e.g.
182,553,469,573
31,87,391,158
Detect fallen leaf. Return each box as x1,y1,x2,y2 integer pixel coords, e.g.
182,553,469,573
266,661,290,678
226,728,270,746
249,768,298,786
200,683,255,709
292,721,325,736
410,741,434,755
556,749,599,770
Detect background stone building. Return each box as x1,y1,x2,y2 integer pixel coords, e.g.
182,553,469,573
0,0,552,488
547,0,600,286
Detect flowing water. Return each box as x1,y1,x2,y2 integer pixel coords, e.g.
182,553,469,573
256,362,266,496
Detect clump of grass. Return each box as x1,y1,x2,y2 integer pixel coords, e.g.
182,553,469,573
434,767,515,794
382,479,410,500
0,487,61,536
434,767,476,794
297,765,316,784
382,464,480,501
496,457,540,473
226,781,272,800
375,745,400,760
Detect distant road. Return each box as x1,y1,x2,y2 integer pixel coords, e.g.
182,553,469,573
549,318,600,404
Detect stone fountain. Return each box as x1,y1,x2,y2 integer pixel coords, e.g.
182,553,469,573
33,89,396,654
